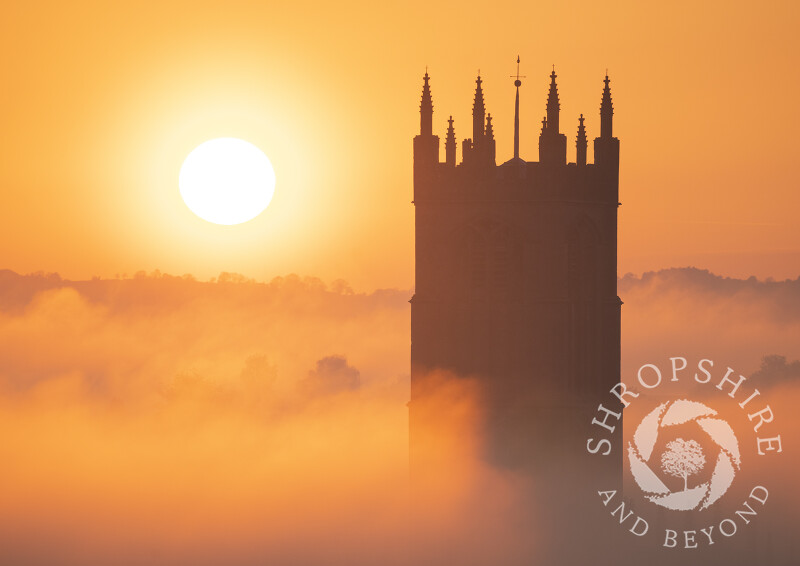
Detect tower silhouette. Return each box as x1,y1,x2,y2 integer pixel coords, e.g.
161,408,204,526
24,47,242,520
410,64,621,473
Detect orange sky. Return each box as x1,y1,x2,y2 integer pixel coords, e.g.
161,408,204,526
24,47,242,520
1,1,798,289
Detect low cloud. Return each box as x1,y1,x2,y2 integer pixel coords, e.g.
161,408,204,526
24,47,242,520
619,267,800,382
0,267,798,564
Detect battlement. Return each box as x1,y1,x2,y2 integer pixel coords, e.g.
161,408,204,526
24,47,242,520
412,158,619,205
413,67,619,204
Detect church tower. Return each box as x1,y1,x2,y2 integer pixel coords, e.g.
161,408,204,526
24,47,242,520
410,63,621,473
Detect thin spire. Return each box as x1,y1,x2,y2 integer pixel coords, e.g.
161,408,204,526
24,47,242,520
420,71,433,136
514,87,520,159
541,116,548,135
576,114,587,166
546,67,560,134
445,115,456,167
473,75,486,145
600,73,614,138
485,113,494,141
511,55,525,160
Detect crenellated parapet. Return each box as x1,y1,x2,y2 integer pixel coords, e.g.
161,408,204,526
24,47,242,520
415,160,618,206
413,64,620,204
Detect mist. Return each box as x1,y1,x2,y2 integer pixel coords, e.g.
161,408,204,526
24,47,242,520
0,267,797,564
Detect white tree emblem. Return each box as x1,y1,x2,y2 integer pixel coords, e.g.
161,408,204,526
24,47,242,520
660,438,706,492
628,399,741,511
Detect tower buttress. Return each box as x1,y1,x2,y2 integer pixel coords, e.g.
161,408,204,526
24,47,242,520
594,73,619,173
445,116,456,167
576,114,587,167
485,113,496,165
420,71,433,136
546,66,560,134
473,75,486,148
539,67,567,166
413,71,440,197
600,74,613,139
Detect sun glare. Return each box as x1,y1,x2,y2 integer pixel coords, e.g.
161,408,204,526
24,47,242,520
179,138,276,225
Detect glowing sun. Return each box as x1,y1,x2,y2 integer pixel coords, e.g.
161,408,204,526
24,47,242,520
179,138,276,225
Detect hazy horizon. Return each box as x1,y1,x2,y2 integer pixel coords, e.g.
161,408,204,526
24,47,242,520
3,263,799,291
3,2,799,289
0,263,797,564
